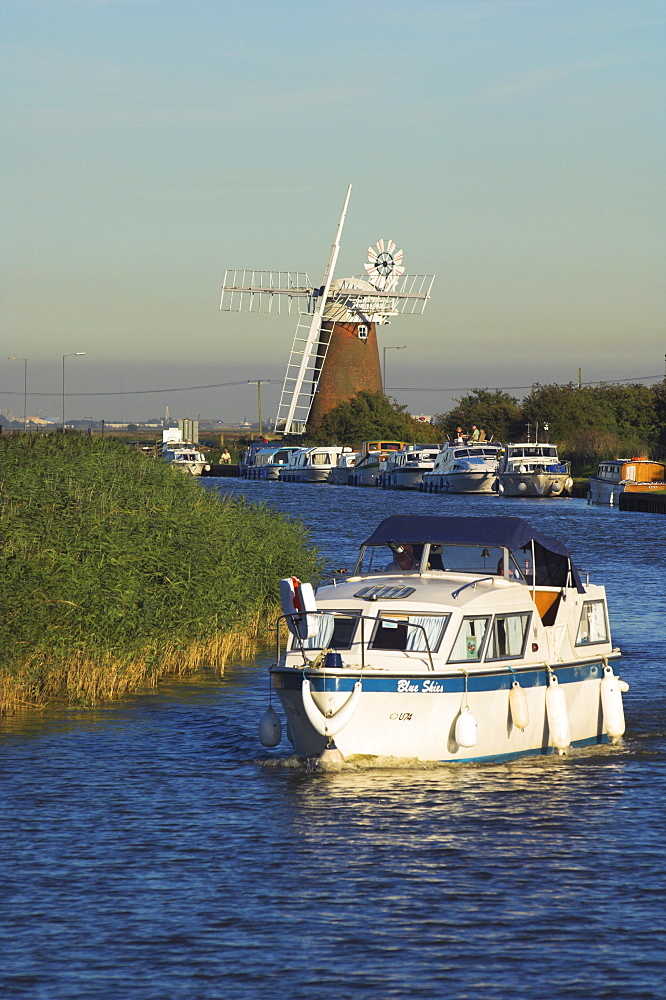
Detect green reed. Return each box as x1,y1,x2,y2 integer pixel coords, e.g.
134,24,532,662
0,434,321,710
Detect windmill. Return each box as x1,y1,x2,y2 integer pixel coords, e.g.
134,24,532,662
219,184,434,435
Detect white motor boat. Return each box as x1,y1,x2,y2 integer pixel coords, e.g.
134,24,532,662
329,451,359,486
378,444,440,490
495,443,573,497
588,458,666,505
421,442,502,494
246,446,301,480
262,515,627,764
280,446,353,483
162,443,210,476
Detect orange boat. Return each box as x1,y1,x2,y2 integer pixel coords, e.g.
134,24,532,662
588,457,666,505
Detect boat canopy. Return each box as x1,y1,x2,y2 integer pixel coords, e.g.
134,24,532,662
362,515,585,592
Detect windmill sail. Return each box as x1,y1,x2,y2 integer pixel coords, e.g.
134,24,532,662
274,184,352,434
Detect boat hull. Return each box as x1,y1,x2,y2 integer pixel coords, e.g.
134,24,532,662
379,469,428,490
588,478,666,505
280,469,331,483
273,659,614,762
422,471,497,494
498,473,571,497
349,465,381,486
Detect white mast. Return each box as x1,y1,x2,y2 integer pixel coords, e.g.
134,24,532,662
276,184,351,435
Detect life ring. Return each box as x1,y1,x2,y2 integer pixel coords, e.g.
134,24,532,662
279,576,318,639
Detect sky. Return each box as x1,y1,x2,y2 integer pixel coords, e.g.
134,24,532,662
2,0,664,426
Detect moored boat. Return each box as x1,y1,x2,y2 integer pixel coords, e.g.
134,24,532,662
239,441,273,478
328,450,359,485
588,457,666,505
377,444,440,490
421,442,502,494
162,442,210,476
261,515,627,764
246,446,301,480
348,440,406,486
280,446,353,483
495,443,572,497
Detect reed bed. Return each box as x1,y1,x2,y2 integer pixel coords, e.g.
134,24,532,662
0,434,320,713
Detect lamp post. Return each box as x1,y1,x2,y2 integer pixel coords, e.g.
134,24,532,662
7,357,27,431
62,353,85,432
382,345,406,391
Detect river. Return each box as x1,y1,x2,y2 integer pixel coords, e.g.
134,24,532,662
2,482,665,999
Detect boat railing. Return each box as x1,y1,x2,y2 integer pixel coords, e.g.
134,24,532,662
451,577,497,599
274,610,435,672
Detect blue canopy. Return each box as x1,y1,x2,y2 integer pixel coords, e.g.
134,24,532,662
362,515,584,592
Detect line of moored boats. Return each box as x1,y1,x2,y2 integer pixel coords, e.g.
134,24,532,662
240,438,576,498
161,432,665,505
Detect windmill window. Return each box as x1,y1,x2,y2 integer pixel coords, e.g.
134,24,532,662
357,325,368,340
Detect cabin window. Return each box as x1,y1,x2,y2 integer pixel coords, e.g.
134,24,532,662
370,613,450,652
576,600,609,645
485,613,531,660
297,612,360,650
448,616,490,662
311,452,332,466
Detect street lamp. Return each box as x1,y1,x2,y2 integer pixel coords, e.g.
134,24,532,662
382,345,406,391
7,357,27,431
62,353,85,432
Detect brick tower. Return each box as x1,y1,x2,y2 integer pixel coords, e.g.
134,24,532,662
307,319,382,425
219,185,434,435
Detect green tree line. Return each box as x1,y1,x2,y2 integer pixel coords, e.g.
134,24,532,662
306,381,666,475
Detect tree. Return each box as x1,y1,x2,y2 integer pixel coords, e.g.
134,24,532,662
435,389,523,443
649,379,666,456
522,382,659,475
307,391,441,446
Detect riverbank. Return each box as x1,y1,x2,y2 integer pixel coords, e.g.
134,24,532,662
0,434,320,713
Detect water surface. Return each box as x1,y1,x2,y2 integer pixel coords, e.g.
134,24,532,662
2,484,664,999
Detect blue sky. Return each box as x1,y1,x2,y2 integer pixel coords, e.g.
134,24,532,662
2,0,664,425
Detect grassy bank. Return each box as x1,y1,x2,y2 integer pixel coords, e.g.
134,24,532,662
0,433,320,712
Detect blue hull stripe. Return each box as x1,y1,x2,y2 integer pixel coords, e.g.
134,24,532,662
272,660,604,694
431,733,610,764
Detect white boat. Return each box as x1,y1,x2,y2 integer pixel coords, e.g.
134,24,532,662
495,443,573,497
238,441,272,477
348,440,407,486
262,515,627,764
421,442,502,494
246,446,301,480
280,446,353,483
588,457,666,505
162,443,210,476
377,444,440,490
328,451,359,486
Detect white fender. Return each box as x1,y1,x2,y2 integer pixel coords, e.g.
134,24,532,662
509,680,530,731
258,705,282,747
455,706,479,748
546,674,570,751
279,576,318,639
601,664,626,738
301,678,362,737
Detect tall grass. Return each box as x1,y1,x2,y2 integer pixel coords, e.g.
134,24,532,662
0,434,320,711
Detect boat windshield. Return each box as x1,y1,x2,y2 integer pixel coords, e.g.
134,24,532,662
355,543,526,579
